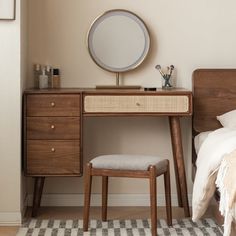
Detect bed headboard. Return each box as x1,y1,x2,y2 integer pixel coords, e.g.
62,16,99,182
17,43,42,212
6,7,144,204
193,69,236,133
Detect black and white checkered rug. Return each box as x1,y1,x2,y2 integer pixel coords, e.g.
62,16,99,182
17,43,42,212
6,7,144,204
16,218,223,236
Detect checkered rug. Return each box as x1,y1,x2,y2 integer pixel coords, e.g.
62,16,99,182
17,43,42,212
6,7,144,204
16,218,223,236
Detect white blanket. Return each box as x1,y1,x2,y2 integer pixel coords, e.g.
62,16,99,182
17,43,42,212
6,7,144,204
192,128,236,234
216,150,236,236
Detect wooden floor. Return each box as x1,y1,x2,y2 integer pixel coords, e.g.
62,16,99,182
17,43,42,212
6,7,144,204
0,206,216,236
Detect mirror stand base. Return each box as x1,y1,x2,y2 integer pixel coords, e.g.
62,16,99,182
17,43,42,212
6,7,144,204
96,85,142,90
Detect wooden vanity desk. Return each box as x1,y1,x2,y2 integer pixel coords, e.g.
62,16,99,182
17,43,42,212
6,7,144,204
23,88,192,217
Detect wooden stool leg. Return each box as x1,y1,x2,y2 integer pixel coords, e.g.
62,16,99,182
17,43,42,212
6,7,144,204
102,176,108,221
32,177,45,217
149,166,157,236
83,163,93,231
164,162,172,226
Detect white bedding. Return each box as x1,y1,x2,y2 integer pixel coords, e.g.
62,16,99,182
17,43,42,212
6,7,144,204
194,131,213,155
192,128,236,235
216,150,236,236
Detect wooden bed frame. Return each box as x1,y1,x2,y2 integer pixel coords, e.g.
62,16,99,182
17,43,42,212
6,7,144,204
192,68,236,163
192,68,236,224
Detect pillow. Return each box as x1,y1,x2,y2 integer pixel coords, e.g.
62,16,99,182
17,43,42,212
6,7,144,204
194,131,212,155
217,109,236,128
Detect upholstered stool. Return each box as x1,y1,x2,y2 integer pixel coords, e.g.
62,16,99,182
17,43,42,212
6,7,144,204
83,154,172,236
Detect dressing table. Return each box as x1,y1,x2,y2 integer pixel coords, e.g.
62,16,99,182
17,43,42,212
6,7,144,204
25,9,192,217
23,88,192,217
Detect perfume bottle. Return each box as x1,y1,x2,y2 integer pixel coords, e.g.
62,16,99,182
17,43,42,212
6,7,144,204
39,67,49,89
34,64,41,88
52,68,60,88
45,65,52,88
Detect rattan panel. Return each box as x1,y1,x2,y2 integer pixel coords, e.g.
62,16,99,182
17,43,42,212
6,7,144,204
84,95,189,113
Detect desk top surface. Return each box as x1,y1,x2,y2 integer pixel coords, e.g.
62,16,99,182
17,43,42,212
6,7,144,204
24,88,192,95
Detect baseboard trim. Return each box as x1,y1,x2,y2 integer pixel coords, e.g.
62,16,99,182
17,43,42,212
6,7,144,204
0,212,22,226
27,193,192,207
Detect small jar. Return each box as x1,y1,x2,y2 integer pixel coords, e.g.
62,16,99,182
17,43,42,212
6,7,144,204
52,68,60,88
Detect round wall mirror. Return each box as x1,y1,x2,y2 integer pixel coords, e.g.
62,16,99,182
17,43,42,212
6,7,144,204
87,9,150,86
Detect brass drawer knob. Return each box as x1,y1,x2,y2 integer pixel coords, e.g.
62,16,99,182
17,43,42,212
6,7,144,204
51,148,55,152
51,125,55,129
136,102,141,106
51,102,55,107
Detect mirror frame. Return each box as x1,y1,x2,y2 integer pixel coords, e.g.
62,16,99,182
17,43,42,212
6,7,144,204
87,9,150,73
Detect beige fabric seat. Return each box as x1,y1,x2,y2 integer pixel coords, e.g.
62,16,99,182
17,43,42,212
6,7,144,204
83,154,172,236
91,154,168,171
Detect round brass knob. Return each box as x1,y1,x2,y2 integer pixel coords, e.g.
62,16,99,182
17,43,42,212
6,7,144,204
51,148,55,152
51,125,55,129
51,102,55,107
136,102,141,106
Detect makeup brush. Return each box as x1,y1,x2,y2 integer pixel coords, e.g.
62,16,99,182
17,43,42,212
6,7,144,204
155,65,165,77
169,65,174,76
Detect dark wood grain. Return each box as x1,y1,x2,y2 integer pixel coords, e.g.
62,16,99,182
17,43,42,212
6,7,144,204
192,69,236,172
169,116,190,217
164,161,172,226
32,177,45,217
27,140,80,175
27,94,80,117
102,176,108,221
193,69,236,133
192,69,236,224
24,89,191,219
149,166,157,236
83,162,172,235
27,117,80,140
91,168,150,178
24,92,83,216
83,163,92,231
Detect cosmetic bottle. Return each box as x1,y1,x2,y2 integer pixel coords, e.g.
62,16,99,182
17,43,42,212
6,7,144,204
46,65,52,88
34,64,41,88
52,68,60,88
39,67,49,89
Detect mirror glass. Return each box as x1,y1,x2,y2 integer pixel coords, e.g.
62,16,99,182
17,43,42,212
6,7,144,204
88,10,150,73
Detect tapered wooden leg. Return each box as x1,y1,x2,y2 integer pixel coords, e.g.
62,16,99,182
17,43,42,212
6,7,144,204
32,177,45,217
164,162,172,226
169,116,190,217
149,166,157,236
83,163,93,231
102,176,108,221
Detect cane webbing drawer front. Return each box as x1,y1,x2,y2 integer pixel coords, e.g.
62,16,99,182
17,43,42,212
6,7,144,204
84,95,190,113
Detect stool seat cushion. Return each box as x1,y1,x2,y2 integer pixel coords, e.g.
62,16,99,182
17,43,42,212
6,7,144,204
90,154,168,171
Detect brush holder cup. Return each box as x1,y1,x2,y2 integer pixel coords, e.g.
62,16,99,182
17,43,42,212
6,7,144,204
161,75,174,89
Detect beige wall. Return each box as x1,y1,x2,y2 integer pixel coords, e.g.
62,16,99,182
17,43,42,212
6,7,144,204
20,0,28,213
0,0,25,225
27,0,236,202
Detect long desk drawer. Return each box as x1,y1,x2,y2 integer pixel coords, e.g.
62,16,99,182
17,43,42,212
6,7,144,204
27,117,80,140
27,94,80,117
84,95,190,114
27,140,80,175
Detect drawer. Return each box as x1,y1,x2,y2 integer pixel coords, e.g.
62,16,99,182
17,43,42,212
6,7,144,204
27,117,80,140
27,94,80,117
27,140,80,175
84,95,190,113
